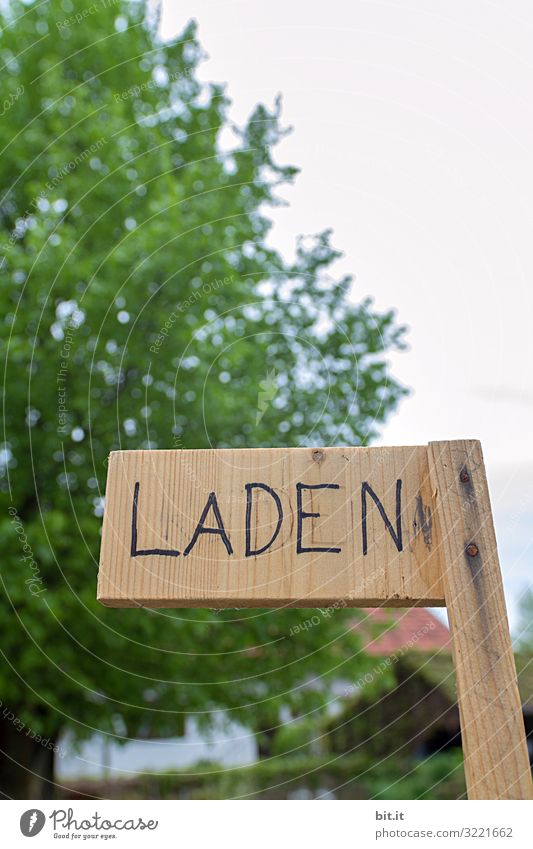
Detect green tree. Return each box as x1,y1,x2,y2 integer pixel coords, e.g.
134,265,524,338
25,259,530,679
0,0,407,798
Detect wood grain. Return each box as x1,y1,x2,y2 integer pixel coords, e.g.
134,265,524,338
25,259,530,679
98,440,531,799
428,439,532,800
97,445,443,607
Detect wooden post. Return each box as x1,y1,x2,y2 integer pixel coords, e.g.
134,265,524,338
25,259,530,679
428,440,532,799
98,440,532,798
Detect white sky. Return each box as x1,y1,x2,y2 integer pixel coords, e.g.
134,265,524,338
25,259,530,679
160,0,533,629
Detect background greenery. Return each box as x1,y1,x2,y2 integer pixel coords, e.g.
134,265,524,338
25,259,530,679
0,0,412,798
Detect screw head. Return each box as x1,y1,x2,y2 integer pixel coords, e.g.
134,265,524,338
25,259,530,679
312,449,324,462
460,470,470,483
466,543,479,557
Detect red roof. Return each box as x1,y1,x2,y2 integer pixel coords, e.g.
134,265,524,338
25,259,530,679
353,608,451,656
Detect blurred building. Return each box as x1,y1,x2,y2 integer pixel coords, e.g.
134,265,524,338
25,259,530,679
326,608,533,765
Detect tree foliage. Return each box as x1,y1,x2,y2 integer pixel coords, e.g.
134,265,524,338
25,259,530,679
0,0,407,796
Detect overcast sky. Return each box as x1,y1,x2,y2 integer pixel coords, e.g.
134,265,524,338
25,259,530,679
160,0,533,630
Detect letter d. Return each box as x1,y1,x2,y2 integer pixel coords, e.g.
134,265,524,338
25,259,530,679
245,483,283,556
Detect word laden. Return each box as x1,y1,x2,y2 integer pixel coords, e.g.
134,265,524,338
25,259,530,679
131,479,403,559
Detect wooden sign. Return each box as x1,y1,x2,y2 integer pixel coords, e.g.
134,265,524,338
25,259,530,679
98,443,442,608
97,440,533,800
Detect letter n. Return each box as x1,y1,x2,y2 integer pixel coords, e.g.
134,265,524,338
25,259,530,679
361,480,403,555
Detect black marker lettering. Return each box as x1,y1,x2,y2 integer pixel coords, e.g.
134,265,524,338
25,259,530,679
130,481,181,557
361,479,403,555
296,483,342,554
245,483,283,556
184,491,233,556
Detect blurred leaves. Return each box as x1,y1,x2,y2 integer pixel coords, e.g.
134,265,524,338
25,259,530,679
0,0,407,748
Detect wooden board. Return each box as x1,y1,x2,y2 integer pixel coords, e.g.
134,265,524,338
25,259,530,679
97,439,533,800
97,444,443,607
428,440,532,800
